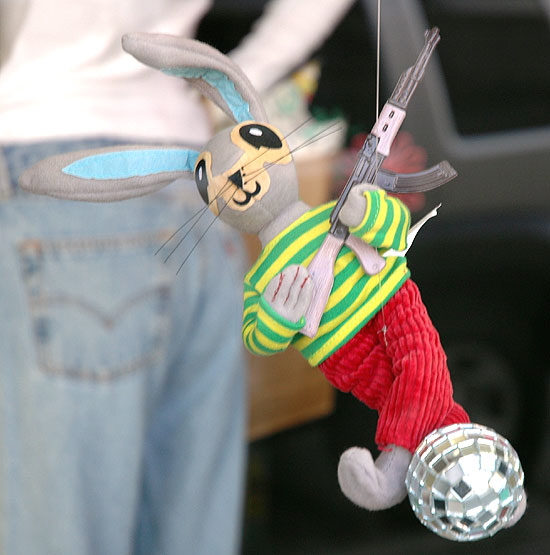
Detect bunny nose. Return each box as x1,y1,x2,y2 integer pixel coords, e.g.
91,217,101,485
228,170,243,189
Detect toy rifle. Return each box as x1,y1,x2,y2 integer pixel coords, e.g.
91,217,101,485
302,27,456,338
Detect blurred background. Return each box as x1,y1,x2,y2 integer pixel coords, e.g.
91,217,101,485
198,0,550,553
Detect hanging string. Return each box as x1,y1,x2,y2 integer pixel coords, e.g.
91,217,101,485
375,0,389,344
376,0,381,118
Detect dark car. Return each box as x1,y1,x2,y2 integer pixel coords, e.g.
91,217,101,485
361,0,550,473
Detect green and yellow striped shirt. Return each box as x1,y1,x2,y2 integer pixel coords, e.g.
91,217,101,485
243,189,411,366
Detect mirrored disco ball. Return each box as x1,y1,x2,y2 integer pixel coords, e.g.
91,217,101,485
405,422,525,541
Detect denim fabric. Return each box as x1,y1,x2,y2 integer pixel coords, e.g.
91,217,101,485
0,140,248,555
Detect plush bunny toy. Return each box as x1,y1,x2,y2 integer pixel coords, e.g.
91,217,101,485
20,33,526,536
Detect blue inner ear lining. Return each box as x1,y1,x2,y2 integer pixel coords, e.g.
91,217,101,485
63,149,199,180
164,66,253,123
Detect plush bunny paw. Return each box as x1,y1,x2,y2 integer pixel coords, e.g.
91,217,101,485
338,445,412,510
339,183,380,228
263,264,313,323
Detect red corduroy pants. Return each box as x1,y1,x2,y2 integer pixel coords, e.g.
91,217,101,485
319,279,469,453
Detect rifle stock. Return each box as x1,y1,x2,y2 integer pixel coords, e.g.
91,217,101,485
301,234,344,338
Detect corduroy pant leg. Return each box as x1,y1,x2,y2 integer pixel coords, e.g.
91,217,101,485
319,279,469,453
373,279,469,451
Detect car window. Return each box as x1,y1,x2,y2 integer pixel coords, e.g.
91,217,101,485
422,0,550,135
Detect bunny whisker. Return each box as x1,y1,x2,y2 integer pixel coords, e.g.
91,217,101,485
241,121,344,186
175,216,218,274
175,184,238,274
160,179,235,262
236,117,316,179
288,121,344,155
282,115,317,140
155,203,212,256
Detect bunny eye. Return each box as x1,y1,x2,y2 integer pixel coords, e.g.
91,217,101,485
194,158,209,204
239,124,283,150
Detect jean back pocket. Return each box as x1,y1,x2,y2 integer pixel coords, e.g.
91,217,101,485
19,232,174,381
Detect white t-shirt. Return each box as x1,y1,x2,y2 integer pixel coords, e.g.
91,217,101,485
0,0,354,145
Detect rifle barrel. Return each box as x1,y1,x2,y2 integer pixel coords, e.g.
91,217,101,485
389,27,440,109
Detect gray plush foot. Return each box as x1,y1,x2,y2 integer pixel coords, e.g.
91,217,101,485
337,444,412,510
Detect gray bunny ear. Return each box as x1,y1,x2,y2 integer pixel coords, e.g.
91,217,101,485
19,145,199,202
122,33,268,123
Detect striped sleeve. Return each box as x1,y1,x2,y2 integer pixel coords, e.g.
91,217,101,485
242,282,304,356
349,190,410,251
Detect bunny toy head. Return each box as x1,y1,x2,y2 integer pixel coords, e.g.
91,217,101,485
194,119,300,234
20,33,301,235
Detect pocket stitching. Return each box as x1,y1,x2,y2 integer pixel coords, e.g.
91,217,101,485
19,232,175,381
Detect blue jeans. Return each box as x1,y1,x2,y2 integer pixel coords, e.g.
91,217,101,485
0,140,248,555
